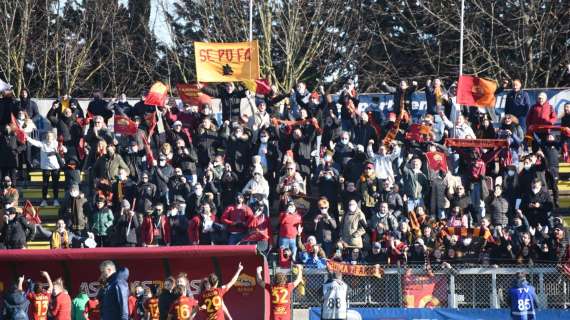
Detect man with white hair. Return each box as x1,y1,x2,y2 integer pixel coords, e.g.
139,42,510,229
526,92,557,133
98,260,129,320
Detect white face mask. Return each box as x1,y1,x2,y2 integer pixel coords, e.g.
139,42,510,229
348,204,357,212
70,190,79,198
341,138,349,145
168,209,178,216
507,170,515,177
524,164,532,170
195,189,203,196
287,206,295,213
159,160,166,166
532,187,540,194
320,208,328,214
260,137,269,143
324,156,332,162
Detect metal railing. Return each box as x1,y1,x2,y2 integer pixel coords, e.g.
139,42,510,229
271,264,570,309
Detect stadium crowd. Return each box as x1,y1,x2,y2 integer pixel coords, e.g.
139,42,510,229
0,78,569,269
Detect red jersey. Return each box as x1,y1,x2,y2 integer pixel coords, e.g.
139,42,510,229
198,288,227,320
266,283,294,320
84,298,100,320
144,297,160,320
169,296,198,320
27,292,51,320
51,292,72,320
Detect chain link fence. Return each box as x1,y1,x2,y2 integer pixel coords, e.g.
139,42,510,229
270,264,570,310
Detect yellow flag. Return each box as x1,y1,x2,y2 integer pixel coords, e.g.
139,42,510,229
195,41,260,82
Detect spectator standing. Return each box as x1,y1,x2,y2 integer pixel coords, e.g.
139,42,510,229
221,194,253,245
526,92,557,132
0,124,24,185
279,201,303,261
200,83,247,122
2,275,29,320
504,80,531,131
1,207,34,249
26,131,63,207
339,199,367,250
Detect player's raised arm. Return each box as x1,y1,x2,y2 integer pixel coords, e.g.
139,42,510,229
223,262,244,290
256,266,265,288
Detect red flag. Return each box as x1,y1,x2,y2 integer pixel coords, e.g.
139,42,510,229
457,75,497,107
255,79,272,96
176,83,212,106
445,138,508,148
144,81,169,107
114,115,138,136
145,112,157,139
425,151,448,173
23,200,41,224
10,114,27,144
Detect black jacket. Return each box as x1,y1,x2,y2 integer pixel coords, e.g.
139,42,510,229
201,85,247,121
520,189,553,227
0,133,23,168
1,215,34,249
87,98,113,121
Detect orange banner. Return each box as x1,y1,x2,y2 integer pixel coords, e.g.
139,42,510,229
195,41,260,82
457,75,497,107
403,274,447,308
326,260,384,278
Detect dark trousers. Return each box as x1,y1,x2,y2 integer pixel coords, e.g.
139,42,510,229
42,169,60,200
0,167,17,185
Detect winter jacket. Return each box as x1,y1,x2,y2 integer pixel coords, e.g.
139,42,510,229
368,146,400,180
526,102,557,130
188,213,217,244
92,154,130,182
87,98,113,121
201,85,247,121
195,127,220,167
505,90,531,119
221,205,253,234
520,188,553,227
340,209,367,248
151,164,174,195
314,213,337,243
116,214,140,246
26,137,61,170
1,215,34,249
402,164,429,200
425,84,448,115
60,195,88,232
99,268,129,320
485,195,509,226
168,215,189,246
2,291,29,320
279,211,302,239
90,207,114,236
0,133,23,168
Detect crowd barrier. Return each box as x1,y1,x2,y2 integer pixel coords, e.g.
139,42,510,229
281,264,570,311
0,246,269,320
308,307,570,320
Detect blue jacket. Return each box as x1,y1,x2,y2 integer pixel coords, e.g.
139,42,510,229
505,90,531,120
99,267,129,320
509,280,538,320
2,291,29,320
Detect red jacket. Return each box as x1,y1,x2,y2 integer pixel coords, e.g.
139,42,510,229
526,102,557,130
279,211,302,238
221,205,253,233
140,215,155,245
188,213,216,243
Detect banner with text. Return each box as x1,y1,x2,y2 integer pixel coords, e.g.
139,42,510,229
0,246,269,320
195,41,260,82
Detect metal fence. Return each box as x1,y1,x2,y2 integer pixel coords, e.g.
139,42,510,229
271,264,570,310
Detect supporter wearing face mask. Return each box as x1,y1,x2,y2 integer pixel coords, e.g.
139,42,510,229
90,195,114,247
166,201,189,246
518,179,553,228
253,130,279,186
279,201,302,262
315,154,340,214
151,154,174,206
60,183,88,234
339,199,367,250
122,140,145,183
313,198,337,256
332,131,354,169
189,203,217,245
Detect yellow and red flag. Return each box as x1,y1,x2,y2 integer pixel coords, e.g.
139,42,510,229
114,115,138,136
10,114,26,144
457,75,497,107
194,41,260,82
144,81,169,107
176,83,212,106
